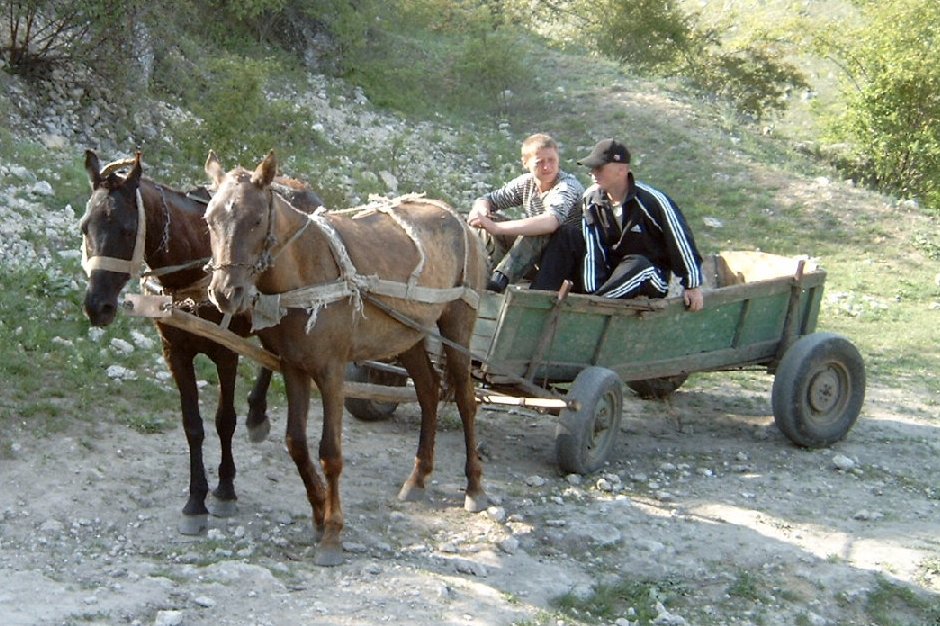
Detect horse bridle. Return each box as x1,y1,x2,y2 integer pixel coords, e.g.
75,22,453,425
81,188,148,280
204,187,312,276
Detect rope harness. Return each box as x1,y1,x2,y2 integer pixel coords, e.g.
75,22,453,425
209,192,480,333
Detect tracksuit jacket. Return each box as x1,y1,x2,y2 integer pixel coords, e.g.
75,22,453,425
581,175,703,296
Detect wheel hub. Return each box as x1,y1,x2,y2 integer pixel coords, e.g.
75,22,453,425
808,367,841,413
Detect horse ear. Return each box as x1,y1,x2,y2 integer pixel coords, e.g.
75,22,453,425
252,150,277,188
125,151,143,185
85,149,103,189
205,150,225,185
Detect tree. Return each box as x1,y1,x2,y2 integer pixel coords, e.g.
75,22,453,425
821,0,940,209
0,0,133,77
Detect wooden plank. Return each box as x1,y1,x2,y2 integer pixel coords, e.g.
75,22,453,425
161,310,416,402
161,309,281,371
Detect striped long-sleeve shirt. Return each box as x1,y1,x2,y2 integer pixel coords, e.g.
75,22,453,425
484,171,584,225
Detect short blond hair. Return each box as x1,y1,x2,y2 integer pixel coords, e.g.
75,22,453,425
521,133,558,162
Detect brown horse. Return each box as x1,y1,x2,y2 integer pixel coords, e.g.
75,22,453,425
204,150,487,566
80,150,322,535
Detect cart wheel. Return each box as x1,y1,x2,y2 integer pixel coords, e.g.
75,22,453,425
772,332,865,447
627,374,688,399
555,367,624,475
344,363,406,422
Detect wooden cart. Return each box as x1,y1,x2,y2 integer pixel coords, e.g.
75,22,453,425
145,251,865,475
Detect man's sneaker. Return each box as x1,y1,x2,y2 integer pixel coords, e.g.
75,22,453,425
486,271,509,293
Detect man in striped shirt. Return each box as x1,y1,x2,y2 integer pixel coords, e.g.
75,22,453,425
531,138,704,311
468,133,584,292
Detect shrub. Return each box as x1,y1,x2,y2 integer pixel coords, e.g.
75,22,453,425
816,0,940,211
1,0,134,78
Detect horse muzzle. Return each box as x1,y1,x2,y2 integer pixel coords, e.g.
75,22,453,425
208,272,257,316
83,272,128,327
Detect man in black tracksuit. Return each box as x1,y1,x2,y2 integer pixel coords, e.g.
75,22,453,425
531,138,705,311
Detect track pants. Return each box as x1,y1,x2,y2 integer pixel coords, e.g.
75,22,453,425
530,222,668,299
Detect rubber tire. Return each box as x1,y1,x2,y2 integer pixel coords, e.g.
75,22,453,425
772,332,865,447
343,363,406,422
627,374,689,400
555,367,624,475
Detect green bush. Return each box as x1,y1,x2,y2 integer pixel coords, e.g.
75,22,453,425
163,55,318,168
685,36,809,121
501,0,807,121
324,0,539,120
816,0,940,211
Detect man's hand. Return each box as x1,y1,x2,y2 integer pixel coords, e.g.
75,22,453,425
684,287,704,312
468,198,491,228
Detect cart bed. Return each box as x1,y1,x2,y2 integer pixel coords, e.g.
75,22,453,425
473,251,825,384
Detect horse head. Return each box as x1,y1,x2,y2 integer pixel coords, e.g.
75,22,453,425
81,149,145,326
204,150,279,316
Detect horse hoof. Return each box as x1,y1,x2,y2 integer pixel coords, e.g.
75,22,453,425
179,514,209,535
397,484,426,502
247,418,271,443
314,545,345,567
210,497,238,518
464,491,488,513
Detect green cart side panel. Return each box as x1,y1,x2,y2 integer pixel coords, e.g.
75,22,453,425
476,267,826,384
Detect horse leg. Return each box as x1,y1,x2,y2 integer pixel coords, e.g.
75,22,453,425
210,351,240,518
280,367,329,558
438,310,488,512
165,348,210,534
246,366,272,443
395,343,440,502
313,362,348,567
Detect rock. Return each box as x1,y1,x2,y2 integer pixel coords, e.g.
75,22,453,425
130,330,155,350
39,518,65,534
497,536,519,554
106,365,137,381
29,181,55,196
154,610,184,626
379,171,398,192
525,475,546,487
652,601,688,625
486,506,506,522
833,454,856,471
40,134,68,149
110,338,135,355
453,558,488,577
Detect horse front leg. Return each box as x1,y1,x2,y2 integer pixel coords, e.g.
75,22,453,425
246,366,273,443
396,343,440,502
280,367,328,555
210,350,240,517
439,315,488,512
165,348,210,534
314,362,347,567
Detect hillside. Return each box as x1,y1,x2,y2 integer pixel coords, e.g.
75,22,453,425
1,22,939,626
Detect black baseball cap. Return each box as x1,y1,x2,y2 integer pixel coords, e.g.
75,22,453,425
577,138,631,167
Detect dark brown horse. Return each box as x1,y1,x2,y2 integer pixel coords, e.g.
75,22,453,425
80,150,322,534
204,151,487,566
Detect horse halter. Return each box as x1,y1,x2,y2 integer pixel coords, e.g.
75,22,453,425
204,188,311,277
81,188,147,280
